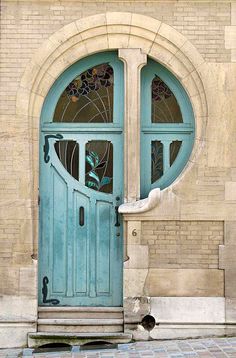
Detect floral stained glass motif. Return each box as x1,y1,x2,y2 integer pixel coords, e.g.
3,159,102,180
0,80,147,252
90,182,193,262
53,64,114,123
152,76,183,123
151,141,163,183
170,141,182,166
55,141,79,181
85,141,113,194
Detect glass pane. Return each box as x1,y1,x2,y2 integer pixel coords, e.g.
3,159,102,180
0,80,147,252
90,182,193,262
151,141,163,183
55,141,79,180
152,76,183,123
53,64,114,123
85,141,113,193
170,140,182,166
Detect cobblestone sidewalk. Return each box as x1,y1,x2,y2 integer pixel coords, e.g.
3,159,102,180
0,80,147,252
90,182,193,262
1,337,236,357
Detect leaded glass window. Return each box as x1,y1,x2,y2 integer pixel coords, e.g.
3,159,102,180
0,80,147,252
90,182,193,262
85,140,113,194
55,141,79,181
141,60,195,197
152,76,182,123
53,64,114,123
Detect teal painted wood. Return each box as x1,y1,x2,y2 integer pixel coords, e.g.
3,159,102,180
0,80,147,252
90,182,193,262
39,52,124,306
140,59,195,198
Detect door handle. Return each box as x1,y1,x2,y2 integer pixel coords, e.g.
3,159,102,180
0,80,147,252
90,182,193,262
115,206,120,227
79,206,84,226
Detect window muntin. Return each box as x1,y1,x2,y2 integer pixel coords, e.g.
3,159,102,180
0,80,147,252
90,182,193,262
53,64,114,123
141,60,195,198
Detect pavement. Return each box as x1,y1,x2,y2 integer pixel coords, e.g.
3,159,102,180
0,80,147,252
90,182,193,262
1,337,236,358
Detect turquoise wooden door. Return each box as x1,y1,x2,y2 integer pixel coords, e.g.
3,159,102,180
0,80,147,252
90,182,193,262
38,52,124,306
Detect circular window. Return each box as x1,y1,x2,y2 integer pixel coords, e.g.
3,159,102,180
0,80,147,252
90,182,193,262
140,59,195,198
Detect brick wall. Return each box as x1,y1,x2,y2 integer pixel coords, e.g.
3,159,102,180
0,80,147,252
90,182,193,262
141,221,224,269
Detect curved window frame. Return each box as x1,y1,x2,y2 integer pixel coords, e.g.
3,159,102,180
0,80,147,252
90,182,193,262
40,51,124,129
140,59,195,198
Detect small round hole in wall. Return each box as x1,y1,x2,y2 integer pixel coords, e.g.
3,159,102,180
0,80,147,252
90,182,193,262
141,314,156,331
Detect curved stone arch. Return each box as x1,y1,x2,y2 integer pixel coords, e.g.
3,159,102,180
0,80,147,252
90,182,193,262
16,12,208,226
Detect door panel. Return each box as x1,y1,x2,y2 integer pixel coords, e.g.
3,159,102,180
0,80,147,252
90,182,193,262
39,133,123,306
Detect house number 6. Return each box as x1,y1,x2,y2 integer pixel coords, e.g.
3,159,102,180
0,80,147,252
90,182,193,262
132,229,137,236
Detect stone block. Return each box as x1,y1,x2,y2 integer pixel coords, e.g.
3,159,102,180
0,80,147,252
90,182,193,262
76,13,106,33
144,269,224,297
108,33,130,49
225,269,236,298
124,269,148,297
232,3,236,25
124,245,149,269
219,245,236,269
226,298,236,323
0,296,37,321
106,12,132,26
225,182,236,201
19,264,37,298
49,22,78,46
150,325,226,340
0,323,36,348
150,297,225,323
158,23,186,49
225,26,236,49
124,297,150,323
127,221,141,245
131,13,160,35
224,221,236,245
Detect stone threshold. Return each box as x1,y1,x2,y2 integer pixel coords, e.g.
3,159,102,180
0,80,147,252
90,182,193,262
28,332,133,348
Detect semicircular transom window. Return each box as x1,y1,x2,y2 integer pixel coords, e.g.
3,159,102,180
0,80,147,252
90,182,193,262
53,63,114,123
141,60,195,198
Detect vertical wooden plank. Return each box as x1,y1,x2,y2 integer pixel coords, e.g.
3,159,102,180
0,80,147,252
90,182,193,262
74,191,89,294
51,169,67,294
89,197,96,298
66,187,74,297
96,201,111,294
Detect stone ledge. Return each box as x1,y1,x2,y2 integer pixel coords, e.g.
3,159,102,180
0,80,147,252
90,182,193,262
28,332,132,348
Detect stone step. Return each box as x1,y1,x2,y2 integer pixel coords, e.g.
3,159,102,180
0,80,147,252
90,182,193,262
38,307,123,319
37,318,124,333
38,318,124,325
28,332,132,348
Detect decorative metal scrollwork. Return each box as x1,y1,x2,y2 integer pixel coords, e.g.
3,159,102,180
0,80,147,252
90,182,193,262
44,134,63,163
42,276,60,305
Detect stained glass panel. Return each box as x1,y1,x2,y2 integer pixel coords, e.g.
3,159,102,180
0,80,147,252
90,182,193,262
53,64,114,123
151,141,163,183
85,141,113,193
152,76,183,123
55,141,79,181
170,141,182,166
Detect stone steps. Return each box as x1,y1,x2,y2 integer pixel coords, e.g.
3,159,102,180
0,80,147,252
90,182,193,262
37,307,124,334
